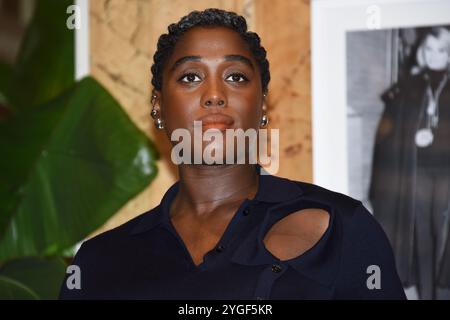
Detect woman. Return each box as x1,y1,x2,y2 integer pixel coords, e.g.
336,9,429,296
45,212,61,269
370,27,450,300
60,8,405,300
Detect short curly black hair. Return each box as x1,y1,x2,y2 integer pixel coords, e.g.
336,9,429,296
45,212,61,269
151,8,270,94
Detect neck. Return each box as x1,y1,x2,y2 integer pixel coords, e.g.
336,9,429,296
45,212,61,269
427,68,446,76
171,164,259,217
426,68,447,91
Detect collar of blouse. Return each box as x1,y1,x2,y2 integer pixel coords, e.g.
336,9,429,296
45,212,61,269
130,164,339,289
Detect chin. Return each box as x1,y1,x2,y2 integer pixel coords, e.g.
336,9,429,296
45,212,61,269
426,61,448,71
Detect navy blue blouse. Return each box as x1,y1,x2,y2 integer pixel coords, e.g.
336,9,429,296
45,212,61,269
59,166,406,300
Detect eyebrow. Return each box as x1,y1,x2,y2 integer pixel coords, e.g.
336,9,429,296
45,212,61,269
170,54,255,72
225,55,254,70
170,55,201,71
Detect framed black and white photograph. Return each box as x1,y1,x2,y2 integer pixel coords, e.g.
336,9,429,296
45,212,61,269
312,0,450,299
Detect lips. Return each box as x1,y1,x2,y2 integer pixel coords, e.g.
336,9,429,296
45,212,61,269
196,113,234,130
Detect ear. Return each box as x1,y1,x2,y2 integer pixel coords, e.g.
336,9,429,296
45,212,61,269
151,89,162,109
416,44,425,68
262,92,268,110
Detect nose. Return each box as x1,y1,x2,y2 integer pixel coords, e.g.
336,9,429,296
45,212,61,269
204,97,225,107
201,79,227,108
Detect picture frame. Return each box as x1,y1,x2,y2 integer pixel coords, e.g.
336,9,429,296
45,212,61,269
311,0,450,300
311,0,450,197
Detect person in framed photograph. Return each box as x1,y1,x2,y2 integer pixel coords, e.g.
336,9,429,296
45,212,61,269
370,26,450,300
59,8,405,300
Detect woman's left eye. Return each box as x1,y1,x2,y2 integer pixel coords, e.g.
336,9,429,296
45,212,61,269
225,73,248,82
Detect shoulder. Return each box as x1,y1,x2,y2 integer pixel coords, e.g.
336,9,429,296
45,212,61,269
59,205,165,299
293,179,362,216
381,74,425,103
258,173,382,234
273,177,388,247
288,180,404,298
292,179,389,242
74,207,158,261
59,208,160,299
286,178,399,267
335,203,405,298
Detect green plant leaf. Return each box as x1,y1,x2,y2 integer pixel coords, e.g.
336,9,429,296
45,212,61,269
0,76,159,260
0,60,13,109
0,257,67,299
9,0,75,113
0,275,38,300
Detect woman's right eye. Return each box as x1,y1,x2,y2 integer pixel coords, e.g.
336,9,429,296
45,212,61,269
178,73,202,83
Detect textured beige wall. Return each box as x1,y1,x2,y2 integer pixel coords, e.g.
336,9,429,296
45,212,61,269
89,0,312,236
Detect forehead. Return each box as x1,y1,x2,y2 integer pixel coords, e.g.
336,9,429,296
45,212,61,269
169,26,253,60
424,34,447,48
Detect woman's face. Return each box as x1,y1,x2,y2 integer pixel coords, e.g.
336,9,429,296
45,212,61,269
423,34,450,71
156,26,265,164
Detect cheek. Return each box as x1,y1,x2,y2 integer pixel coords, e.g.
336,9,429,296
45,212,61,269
229,94,262,129
438,52,450,64
425,50,447,62
161,93,198,131
427,56,448,70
